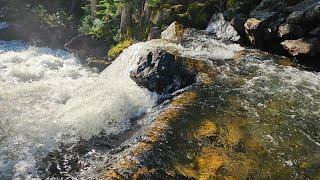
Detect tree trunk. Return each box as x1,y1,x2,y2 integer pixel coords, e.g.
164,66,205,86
140,0,151,26
71,0,84,33
91,0,97,21
120,1,133,39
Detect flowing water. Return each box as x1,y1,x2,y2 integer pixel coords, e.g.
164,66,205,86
129,51,320,179
0,40,156,179
0,28,320,179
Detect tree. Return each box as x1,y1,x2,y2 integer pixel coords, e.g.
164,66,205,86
91,0,98,21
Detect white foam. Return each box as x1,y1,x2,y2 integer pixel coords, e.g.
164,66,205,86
0,41,157,178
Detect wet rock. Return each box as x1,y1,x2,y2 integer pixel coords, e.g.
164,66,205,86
244,18,263,47
281,38,320,56
64,34,109,63
0,23,30,41
130,48,197,94
206,13,240,42
161,21,185,41
230,15,247,39
278,23,304,39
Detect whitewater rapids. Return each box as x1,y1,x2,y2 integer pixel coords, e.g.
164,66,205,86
0,40,157,179
0,28,244,178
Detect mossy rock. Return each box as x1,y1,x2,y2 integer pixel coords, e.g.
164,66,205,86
107,39,133,61
186,0,219,29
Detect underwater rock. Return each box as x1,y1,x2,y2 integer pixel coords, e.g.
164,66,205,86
206,13,240,42
130,48,197,94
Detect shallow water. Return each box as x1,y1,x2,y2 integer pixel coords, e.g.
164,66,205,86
126,51,320,179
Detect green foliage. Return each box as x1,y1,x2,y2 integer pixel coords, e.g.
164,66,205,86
79,0,121,39
148,0,160,7
227,0,237,8
38,6,72,28
108,39,133,60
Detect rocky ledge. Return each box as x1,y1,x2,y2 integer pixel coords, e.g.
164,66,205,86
241,0,320,61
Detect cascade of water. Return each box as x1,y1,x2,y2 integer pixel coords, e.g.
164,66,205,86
0,40,157,178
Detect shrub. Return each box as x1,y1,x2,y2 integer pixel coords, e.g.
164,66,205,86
107,39,133,60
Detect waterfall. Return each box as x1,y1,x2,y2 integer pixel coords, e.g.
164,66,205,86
0,40,156,178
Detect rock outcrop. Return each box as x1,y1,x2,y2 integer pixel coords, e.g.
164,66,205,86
161,21,185,41
238,0,320,61
281,38,320,56
130,48,197,94
206,13,240,42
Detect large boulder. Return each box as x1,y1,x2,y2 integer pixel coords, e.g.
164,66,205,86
0,23,30,41
286,0,320,25
205,13,240,42
244,18,263,47
281,38,320,56
230,15,247,39
64,34,109,62
161,21,185,41
130,48,197,94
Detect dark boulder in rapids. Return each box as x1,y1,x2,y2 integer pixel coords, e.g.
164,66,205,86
64,34,110,63
130,48,198,94
0,23,30,41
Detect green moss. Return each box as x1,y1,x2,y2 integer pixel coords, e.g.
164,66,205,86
186,0,217,29
107,39,134,61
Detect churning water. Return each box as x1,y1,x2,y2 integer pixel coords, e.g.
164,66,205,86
0,40,156,179
1,28,320,179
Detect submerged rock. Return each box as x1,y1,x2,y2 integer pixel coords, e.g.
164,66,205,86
206,13,240,42
130,48,197,94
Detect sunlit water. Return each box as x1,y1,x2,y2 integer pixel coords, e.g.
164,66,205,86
125,50,320,179
1,28,320,179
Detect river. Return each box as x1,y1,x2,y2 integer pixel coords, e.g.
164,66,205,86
0,29,320,179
